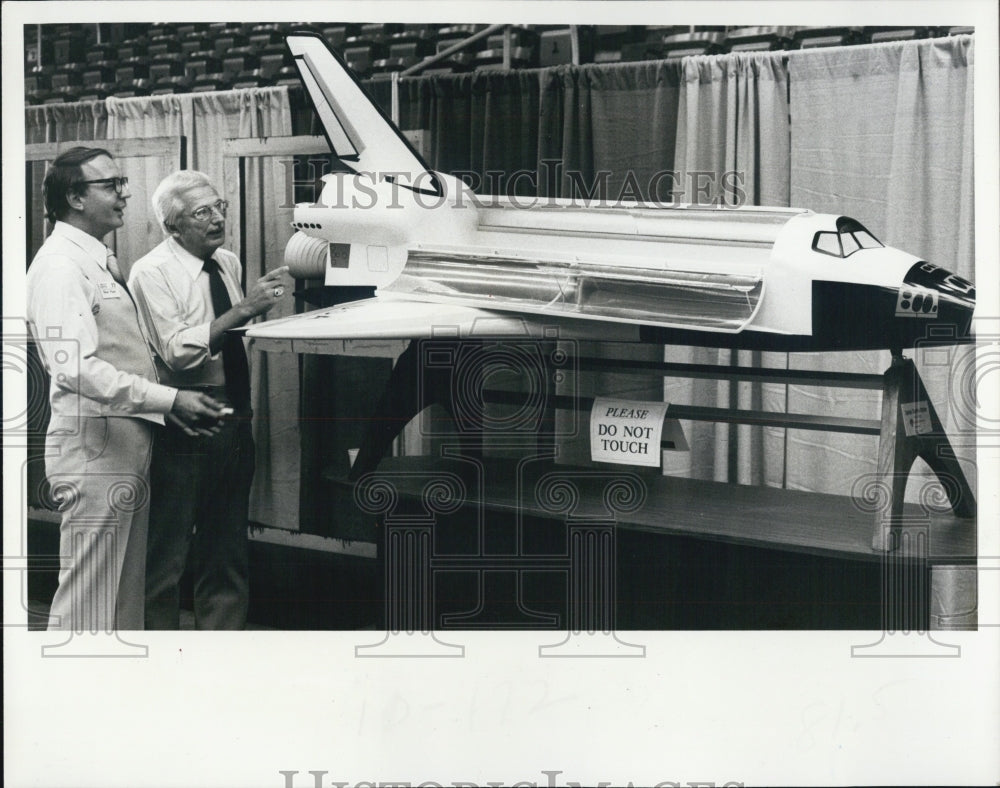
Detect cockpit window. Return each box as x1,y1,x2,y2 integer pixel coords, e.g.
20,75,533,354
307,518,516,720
813,232,841,256
852,229,882,249
812,217,884,259
840,232,860,256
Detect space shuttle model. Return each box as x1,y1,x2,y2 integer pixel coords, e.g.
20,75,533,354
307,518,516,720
247,32,976,352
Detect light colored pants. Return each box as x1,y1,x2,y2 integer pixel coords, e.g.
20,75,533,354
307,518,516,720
45,415,153,632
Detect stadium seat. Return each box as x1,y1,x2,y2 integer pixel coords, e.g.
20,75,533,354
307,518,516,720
370,56,419,78
792,27,865,49
231,70,273,89
118,39,149,60
343,42,383,77
53,33,85,63
486,26,540,52
85,43,117,65
387,29,436,59
151,75,194,95
214,31,249,59
259,44,294,79
248,28,282,49
43,86,81,104
191,73,232,93
49,64,82,89
473,46,537,70
24,35,53,70
149,54,186,82
147,23,177,39
186,56,223,80
222,50,262,78
25,22,954,109
592,25,645,63
644,25,690,41
619,41,667,63
344,37,388,59
316,25,359,51
724,26,797,52
273,65,302,87
433,24,488,53
660,31,727,58
864,27,930,43
115,60,151,83
180,39,210,57
148,35,181,58
112,78,152,98
426,26,485,72
76,82,117,102
82,64,117,86
358,23,403,44
24,70,51,95
539,28,595,67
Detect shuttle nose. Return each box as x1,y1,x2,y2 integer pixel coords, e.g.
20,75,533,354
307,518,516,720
901,261,976,341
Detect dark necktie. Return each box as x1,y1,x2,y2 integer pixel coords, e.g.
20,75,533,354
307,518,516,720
203,257,251,409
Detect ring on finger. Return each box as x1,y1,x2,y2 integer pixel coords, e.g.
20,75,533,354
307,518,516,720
273,286,284,297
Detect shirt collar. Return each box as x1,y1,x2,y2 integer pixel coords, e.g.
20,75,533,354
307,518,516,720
167,236,213,280
52,221,111,269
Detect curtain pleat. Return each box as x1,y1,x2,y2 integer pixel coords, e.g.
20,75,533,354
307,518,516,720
787,36,975,500
103,86,299,527
668,50,792,486
25,101,108,143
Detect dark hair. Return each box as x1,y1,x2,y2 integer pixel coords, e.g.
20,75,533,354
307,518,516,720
42,146,114,223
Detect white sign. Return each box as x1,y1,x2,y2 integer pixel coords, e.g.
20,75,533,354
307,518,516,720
590,397,670,467
901,400,932,436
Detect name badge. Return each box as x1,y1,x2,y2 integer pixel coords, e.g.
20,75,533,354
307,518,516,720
99,282,122,299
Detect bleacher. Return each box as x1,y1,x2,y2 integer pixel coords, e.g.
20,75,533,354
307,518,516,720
23,23,974,105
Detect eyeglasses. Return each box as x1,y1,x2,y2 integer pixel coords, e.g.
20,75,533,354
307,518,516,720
78,176,129,195
188,200,229,223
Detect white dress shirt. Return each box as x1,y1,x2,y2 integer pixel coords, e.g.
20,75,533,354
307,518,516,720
128,236,246,388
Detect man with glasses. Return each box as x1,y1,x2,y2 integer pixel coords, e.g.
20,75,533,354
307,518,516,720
26,147,228,632
128,170,289,629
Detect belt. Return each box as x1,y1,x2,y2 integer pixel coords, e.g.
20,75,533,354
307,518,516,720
181,384,227,395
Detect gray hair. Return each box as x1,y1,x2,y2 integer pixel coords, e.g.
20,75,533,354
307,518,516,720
152,170,217,234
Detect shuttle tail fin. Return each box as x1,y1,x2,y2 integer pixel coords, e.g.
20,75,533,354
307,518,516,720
286,32,440,196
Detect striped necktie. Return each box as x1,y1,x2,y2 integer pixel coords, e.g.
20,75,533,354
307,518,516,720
106,248,126,287
203,256,251,409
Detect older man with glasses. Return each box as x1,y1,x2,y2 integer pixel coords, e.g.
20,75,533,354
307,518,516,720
128,170,289,629
26,148,228,632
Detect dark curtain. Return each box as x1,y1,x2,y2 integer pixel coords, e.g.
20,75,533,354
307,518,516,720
385,61,681,200
395,69,541,195
538,60,682,200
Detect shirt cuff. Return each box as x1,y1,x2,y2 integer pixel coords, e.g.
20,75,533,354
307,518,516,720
191,321,213,359
145,383,178,415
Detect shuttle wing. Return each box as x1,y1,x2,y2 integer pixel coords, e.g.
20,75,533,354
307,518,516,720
245,297,641,351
